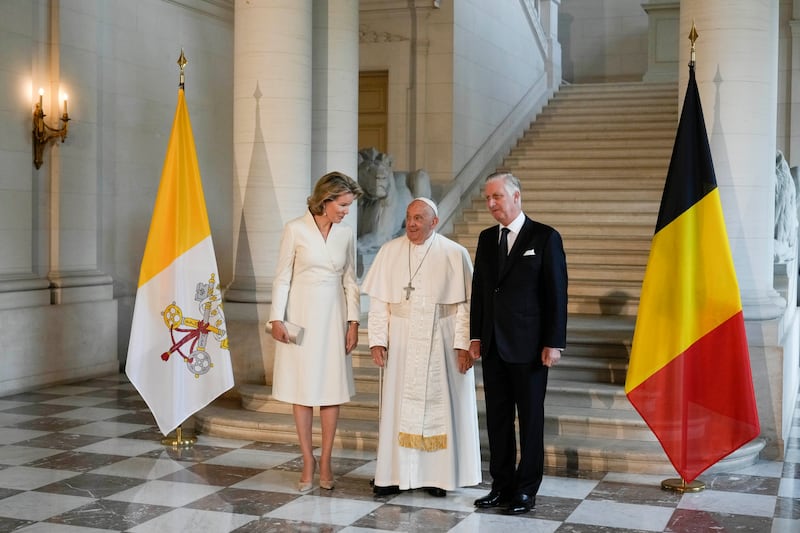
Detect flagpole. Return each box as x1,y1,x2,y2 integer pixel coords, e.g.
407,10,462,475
660,24,705,494
159,49,197,450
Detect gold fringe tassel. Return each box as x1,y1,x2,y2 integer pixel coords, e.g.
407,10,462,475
398,432,447,451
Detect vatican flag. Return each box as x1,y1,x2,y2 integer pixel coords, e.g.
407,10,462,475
126,87,233,436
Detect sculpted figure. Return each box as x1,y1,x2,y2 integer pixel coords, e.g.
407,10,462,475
774,150,798,264
357,147,432,253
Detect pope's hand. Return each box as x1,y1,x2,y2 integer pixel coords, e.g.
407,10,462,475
371,345,387,367
456,349,472,374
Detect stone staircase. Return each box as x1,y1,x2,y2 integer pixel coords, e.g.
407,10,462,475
195,82,764,474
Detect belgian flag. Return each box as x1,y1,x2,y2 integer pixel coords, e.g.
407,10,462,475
625,64,760,482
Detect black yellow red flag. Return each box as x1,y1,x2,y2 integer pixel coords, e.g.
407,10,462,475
625,65,760,482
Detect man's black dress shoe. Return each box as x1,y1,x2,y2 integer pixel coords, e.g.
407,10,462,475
425,487,446,497
474,490,509,508
506,493,534,514
373,485,400,496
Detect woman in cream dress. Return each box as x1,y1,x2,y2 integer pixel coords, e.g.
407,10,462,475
269,172,362,492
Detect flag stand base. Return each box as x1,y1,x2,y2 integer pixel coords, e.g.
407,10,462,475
661,478,705,493
161,425,196,448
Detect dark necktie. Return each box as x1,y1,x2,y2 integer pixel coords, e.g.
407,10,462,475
498,227,510,274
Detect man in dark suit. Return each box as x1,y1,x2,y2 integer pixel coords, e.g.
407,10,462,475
469,171,567,515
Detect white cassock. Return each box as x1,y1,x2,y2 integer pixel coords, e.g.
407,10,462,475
362,232,482,490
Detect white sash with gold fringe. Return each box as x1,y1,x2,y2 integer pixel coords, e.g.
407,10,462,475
392,299,448,452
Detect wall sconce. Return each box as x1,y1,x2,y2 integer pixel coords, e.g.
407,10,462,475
32,88,70,169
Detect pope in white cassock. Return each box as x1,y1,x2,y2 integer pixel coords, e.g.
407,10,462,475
362,197,482,497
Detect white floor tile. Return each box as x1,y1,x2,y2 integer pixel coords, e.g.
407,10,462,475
678,489,776,518
51,407,131,421
90,456,191,480
387,487,485,512
539,475,599,499
0,428,49,445
778,477,800,499
567,499,674,531
129,507,254,533
0,466,79,490
230,468,307,494
66,421,150,437
265,494,382,526
75,437,165,457
204,448,298,469
106,479,222,507
449,513,561,533
0,445,64,465
0,490,92,521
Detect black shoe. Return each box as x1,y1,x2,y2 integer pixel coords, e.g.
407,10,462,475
474,490,510,508
505,493,534,515
373,484,400,496
425,487,446,497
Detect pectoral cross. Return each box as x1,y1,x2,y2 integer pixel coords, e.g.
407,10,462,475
403,282,415,300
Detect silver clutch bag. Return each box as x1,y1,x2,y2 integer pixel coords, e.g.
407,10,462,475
265,320,305,345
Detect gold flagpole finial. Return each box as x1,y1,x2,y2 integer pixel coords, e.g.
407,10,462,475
688,22,699,67
177,49,187,88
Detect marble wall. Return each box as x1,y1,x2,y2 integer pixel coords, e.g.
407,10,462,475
559,0,649,83
0,0,234,395
359,1,549,194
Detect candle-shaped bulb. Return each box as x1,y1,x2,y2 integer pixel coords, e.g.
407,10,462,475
38,87,43,108
63,93,68,116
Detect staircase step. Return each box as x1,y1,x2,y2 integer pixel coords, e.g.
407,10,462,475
509,147,673,160
526,129,675,141
516,137,673,150
530,119,677,131
506,157,670,169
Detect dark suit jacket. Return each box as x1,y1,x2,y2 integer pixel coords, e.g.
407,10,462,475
470,216,568,363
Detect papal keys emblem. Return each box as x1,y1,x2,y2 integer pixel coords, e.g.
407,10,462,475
160,273,228,377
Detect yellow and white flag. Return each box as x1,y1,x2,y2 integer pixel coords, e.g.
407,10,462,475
126,87,233,436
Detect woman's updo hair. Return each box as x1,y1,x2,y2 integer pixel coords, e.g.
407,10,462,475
307,171,363,215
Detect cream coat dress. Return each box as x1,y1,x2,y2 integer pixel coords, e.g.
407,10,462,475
270,211,359,406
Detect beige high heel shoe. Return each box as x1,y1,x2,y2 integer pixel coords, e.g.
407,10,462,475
298,459,316,492
320,462,335,490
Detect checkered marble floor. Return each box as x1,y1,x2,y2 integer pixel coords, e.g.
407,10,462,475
0,374,798,532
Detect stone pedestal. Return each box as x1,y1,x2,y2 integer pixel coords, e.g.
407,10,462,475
641,1,679,83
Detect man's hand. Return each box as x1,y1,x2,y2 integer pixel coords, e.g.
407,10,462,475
542,346,561,367
456,349,473,374
469,340,481,360
371,345,387,367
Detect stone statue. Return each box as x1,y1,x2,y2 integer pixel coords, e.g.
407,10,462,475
774,150,798,264
356,147,432,254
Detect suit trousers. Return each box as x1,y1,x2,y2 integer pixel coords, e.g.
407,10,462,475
482,341,549,497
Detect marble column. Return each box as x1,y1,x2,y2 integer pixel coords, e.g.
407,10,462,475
226,0,313,385
311,0,359,234
679,0,782,319
679,0,795,460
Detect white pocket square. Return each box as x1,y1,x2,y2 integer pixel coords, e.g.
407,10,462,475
523,249,536,256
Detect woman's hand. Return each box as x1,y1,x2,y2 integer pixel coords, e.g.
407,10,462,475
270,321,290,344
345,321,359,353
